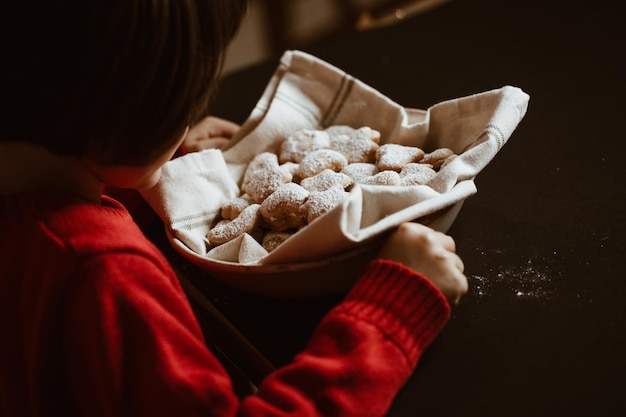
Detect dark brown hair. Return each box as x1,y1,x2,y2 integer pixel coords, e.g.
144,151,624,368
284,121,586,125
1,0,247,165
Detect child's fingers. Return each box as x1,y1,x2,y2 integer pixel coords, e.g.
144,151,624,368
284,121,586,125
196,116,240,138
184,117,240,152
435,232,456,253
409,222,456,253
450,252,465,273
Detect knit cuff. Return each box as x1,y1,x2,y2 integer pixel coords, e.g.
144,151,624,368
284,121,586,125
335,259,451,367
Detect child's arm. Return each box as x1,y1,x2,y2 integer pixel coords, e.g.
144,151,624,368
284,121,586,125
239,223,467,416
377,222,467,306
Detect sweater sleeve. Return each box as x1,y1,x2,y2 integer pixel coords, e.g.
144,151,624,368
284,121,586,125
64,253,449,417
239,259,451,417
63,251,240,417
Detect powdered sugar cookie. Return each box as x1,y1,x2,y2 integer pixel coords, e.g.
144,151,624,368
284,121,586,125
207,203,261,245
400,163,437,185
420,148,455,170
279,161,299,177
325,125,355,137
278,129,331,163
242,152,293,203
375,143,425,172
361,170,401,186
260,183,309,231
295,149,348,181
439,153,458,170
341,162,379,184
329,126,380,164
352,126,381,143
303,187,349,223
220,196,252,220
241,153,275,190
261,230,294,252
300,169,353,192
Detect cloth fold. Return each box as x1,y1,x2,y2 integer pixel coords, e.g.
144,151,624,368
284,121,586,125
141,149,239,255
141,50,529,266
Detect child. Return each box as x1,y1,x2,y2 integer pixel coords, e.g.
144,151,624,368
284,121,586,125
0,1,467,416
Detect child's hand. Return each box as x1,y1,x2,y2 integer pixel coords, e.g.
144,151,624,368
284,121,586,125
183,116,240,152
377,222,468,306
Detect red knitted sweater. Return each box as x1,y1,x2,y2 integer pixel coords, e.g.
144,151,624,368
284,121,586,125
0,192,450,417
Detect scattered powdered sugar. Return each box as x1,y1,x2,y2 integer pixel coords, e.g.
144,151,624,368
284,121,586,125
469,255,560,301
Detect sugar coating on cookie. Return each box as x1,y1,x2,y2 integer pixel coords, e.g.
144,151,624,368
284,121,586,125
400,163,436,176
261,231,294,252
300,169,353,192
341,163,379,184
279,161,300,177
260,183,310,231
375,143,425,172
400,163,437,185
220,197,252,220
420,147,455,169
207,203,261,245
325,125,355,137
241,152,276,190
361,170,401,186
303,187,349,223
328,126,381,164
352,126,381,143
242,152,293,203
295,149,348,181
278,129,331,163
439,153,458,170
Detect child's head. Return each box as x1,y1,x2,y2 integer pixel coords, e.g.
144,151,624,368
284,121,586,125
2,0,248,167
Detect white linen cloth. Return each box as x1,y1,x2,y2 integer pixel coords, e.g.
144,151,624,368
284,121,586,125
141,50,529,265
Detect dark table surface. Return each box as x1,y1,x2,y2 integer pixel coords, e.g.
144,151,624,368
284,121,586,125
150,0,625,415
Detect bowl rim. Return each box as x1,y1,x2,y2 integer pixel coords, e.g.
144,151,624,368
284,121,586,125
167,227,386,274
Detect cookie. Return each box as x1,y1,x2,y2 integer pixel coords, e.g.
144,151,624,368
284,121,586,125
279,161,300,177
420,147,455,170
294,149,348,181
341,162,379,184
220,196,252,220
207,203,262,245
375,143,425,172
260,183,310,231
303,187,349,223
439,153,458,170
278,129,331,163
325,125,355,137
261,231,294,252
361,170,401,186
329,126,380,164
300,169,353,192
399,163,437,185
242,152,293,203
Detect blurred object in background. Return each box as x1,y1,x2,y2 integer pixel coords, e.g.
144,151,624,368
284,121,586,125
223,0,450,74
351,0,451,30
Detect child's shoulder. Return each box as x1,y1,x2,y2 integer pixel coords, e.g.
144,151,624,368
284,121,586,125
22,192,150,257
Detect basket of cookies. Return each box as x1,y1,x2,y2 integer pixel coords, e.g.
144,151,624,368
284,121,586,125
141,50,529,298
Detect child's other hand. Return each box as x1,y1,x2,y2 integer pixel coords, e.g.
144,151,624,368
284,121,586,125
183,116,240,152
377,222,468,306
